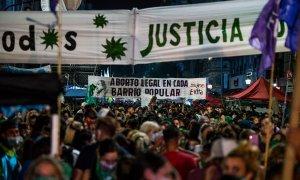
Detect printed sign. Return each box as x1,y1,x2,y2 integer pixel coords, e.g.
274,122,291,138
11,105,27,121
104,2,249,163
88,76,206,99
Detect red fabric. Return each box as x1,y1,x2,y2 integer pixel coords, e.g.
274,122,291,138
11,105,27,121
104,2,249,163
206,95,222,106
163,151,197,180
226,77,290,102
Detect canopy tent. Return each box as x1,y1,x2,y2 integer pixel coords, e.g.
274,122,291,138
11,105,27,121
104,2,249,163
65,88,87,98
192,94,222,106
226,77,290,102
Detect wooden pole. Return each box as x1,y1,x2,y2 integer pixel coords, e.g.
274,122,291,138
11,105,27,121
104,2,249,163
263,63,275,180
182,98,186,113
281,54,291,128
282,50,300,180
51,0,62,158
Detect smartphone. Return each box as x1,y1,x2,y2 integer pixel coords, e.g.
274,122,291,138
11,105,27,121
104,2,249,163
249,134,259,146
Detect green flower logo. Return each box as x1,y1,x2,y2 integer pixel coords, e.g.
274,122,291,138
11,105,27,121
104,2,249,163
93,14,108,28
102,37,127,61
40,29,58,50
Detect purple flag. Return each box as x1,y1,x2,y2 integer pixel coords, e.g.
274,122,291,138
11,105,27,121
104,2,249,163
279,0,300,52
249,0,280,75
50,0,58,17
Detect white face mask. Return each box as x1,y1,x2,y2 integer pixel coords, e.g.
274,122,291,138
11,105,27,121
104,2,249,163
100,160,117,172
6,136,23,148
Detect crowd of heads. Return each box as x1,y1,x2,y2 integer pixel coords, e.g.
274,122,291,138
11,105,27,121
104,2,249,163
0,99,299,180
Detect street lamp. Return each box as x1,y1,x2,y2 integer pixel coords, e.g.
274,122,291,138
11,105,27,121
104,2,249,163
207,84,213,89
245,77,251,85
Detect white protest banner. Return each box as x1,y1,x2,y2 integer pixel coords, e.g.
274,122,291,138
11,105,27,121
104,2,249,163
88,76,206,99
134,0,288,64
0,11,133,64
0,0,288,64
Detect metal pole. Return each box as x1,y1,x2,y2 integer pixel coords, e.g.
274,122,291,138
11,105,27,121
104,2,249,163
221,58,223,99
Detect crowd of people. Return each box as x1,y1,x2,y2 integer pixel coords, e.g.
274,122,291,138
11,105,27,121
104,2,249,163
0,99,300,180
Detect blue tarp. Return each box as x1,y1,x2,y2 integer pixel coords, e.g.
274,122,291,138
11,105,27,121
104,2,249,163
65,89,87,98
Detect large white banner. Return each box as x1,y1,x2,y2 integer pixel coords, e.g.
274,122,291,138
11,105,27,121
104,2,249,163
134,0,288,64
0,0,288,64
0,11,133,64
88,76,206,99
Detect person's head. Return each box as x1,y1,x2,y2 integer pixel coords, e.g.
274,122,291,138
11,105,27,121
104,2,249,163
207,106,213,113
19,122,31,138
199,123,213,143
260,117,274,136
239,129,256,142
127,106,134,114
0,118,21,149
131,151,176,180
140,121,160,139
116,156,136,180
126,117,139,129
219,113,226,123
268,143,285,166
270,132,286,148
72,129,92,150
252,116,260,125
222,143,259,180
31,114,51,139
64,120,83,145
221,126,237,140
84,108,97,129
163,125,180,145
95,116,117,141
172,119,180,128
98,139,119,172
16,111,23,122
25,156,65,180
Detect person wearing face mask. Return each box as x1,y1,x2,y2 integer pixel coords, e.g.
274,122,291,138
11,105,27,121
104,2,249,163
89,139,119,180
0,118,23,180
73,115,130,180
222,142,259,180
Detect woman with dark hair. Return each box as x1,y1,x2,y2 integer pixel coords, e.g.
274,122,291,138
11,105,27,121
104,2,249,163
30,114,51,141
